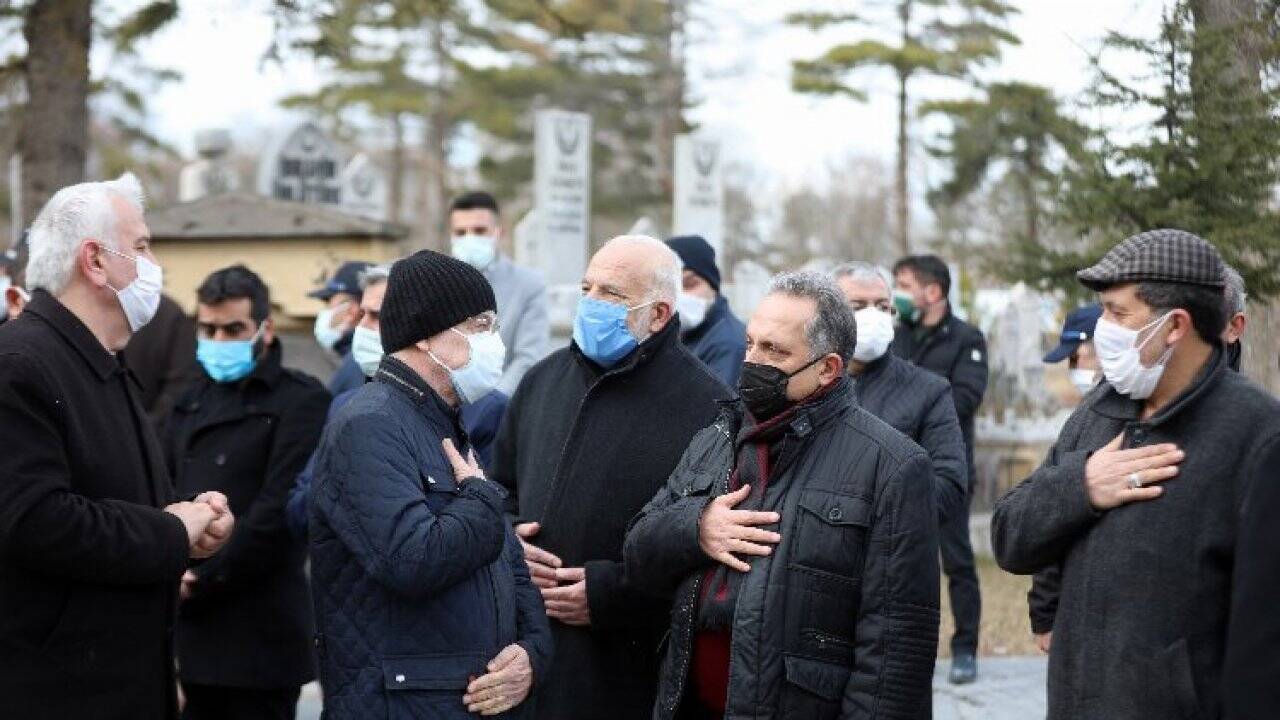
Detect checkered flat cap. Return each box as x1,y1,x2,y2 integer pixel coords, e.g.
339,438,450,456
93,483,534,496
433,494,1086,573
1077,228,1226,291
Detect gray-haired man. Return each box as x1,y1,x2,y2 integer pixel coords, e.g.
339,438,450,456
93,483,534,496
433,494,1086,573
833,261,967,525
625,270,940,719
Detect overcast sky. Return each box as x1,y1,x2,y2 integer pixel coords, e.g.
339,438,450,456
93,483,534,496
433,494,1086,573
121,0,1165,190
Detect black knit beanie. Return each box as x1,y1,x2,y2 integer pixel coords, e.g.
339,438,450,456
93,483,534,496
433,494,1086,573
666,235,720,292
380,250,497,353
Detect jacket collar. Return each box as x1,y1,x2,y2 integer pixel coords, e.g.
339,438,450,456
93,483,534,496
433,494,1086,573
570,310,682,377
374,354,459,420
241,340,285,389
856,349,895,381
1089,344,1227,426
25,289,123,381
680,295,729,344
728,376,853,443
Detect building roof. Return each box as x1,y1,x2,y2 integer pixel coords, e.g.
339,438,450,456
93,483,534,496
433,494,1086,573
148,192,407,240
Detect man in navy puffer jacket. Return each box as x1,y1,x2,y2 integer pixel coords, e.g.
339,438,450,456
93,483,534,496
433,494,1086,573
309,250,552,719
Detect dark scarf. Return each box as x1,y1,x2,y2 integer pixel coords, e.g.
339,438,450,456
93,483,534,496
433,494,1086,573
696,379,843,630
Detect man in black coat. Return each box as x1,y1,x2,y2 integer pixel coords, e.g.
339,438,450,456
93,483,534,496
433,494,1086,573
666,235,747,386
992,229,1280,719
492,235,733,719
891,253,988,683
624,270,939,719
833,261,967,524
0,174,233,719
162,265,330,719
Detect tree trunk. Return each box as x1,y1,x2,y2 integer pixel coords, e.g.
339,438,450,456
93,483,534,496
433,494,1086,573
893,0,912,257
419,18,451,253
653,0,687,211
388,111,404,225
20,0,91,230
894,71,910,257
1190,0,1262,90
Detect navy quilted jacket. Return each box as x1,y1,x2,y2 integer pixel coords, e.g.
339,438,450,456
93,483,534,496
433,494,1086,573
309,356,552,719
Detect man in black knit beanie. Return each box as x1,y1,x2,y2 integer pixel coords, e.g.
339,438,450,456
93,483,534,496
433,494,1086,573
308,249,553,719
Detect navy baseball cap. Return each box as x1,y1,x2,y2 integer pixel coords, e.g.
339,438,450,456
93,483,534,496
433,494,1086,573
1043,304,1103,364
309,261,374,301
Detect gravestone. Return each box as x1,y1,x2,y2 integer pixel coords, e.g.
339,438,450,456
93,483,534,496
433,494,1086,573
339,153,389,222
256,121,342,206
531,109,592,286
178,129,241,202
673,133,724,255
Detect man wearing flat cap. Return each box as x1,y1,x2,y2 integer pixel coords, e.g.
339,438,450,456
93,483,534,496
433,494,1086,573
991,229,1280,720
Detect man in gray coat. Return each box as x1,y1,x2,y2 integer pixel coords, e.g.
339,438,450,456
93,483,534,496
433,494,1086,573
992,229,1280,720
449,191,549,396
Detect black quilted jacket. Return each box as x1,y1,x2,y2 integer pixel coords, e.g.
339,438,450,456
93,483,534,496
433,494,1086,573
309,356,553,719
624,380,940,719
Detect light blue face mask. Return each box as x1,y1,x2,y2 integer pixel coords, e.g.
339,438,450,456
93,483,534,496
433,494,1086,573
572,295,654,368
197,325,264,383
451,234,498,270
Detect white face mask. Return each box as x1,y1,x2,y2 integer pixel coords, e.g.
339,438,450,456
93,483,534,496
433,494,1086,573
314,302,350,352
676,292,711,330
351,325,383,378
1069,368,1099,397
427,328,507,404
451,234,498,270
101,246,163,332
1094,312,1174,400
853,306,895,363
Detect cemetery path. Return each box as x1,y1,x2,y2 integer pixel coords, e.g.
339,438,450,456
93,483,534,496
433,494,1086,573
296,656,1049,719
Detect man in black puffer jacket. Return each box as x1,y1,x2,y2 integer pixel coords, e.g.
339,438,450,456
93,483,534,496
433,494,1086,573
834,261,967,525
625,270,939,720
492,235,732,720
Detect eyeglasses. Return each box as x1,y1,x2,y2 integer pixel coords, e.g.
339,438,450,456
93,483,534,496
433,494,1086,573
460,311,501,335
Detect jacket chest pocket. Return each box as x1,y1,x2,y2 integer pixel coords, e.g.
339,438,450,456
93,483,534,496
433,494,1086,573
790,489,872,578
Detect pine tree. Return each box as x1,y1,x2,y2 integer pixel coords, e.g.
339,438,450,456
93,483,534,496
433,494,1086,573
788,0,1019,256
1045,1,1280,300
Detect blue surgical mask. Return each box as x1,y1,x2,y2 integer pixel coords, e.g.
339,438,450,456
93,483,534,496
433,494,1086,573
451,234,498,270
351,325,384,378
572,295,655,368
197,325,264,383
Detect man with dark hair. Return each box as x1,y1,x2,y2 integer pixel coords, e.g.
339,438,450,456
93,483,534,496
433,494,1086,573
993,229,1280,719
309,260,374,396
625,270,939,719
163,264,330,720
449,190,548,395
891,253,988,684
665,235,747,385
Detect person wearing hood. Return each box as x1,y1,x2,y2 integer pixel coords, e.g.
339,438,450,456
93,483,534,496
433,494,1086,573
491,235,732,719
309,260,373,396
992,229,1280,719
833,261,967,525
160,264,330,719
309,250,552,719
666,235,747,386
449,191,549,396
284,263,509,540
624,270,939,719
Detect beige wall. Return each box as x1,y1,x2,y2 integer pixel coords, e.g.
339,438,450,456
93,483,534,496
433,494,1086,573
154,236,401,329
